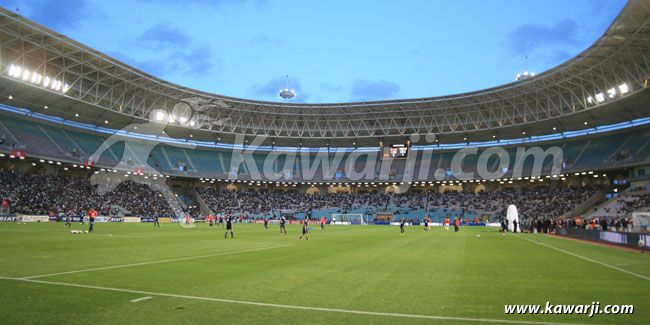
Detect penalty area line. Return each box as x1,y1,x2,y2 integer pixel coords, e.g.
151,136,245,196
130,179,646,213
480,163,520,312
515,234,650,281
0,276,583,325
129,296,152,303
21,244,293,279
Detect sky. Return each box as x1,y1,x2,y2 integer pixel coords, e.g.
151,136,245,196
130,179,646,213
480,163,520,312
0,0,627,103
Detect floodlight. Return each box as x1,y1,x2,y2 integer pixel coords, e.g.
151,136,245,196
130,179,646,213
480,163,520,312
619,83,629,94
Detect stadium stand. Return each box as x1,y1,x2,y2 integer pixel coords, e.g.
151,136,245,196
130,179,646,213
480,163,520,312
1,112,650,181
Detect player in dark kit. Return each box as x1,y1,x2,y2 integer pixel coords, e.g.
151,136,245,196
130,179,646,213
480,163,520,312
400,218,405,235
65,214,72,228
224,216,234,239
153,215,160,228
279,216,287,235
263,218,269,230
299,217,310,240
423,216,429,232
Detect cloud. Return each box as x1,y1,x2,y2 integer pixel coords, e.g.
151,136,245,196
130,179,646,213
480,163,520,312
320,83,343,92
249,35,282,47
138,0,268,9
350,79,400,101
108,43,217,78
506,19,579,56
106,51,166,76
548,50,572,64
249,76,308,102
138,23,191,49
170,45,219,76
112,24,218,78
1,0,94,30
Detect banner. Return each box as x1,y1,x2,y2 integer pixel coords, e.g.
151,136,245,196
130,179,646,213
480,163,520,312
599,231,628,245
0,214,16,222
140,217,156,223
123,217,141,223
159,217,171,223
109,217,124,222
17,215,49,222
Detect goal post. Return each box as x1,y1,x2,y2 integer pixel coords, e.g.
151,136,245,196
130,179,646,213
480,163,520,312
330,213,367,225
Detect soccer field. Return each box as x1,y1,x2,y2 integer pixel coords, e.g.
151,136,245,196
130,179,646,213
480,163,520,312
0,223,647,324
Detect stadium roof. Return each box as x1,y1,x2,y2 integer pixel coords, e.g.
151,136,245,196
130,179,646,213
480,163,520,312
0,1,649,147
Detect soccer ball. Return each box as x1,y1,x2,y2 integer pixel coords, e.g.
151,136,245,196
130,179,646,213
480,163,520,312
476,234,480,237
638,239,645,247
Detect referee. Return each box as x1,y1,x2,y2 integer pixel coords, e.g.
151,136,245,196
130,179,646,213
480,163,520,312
224,216,234,239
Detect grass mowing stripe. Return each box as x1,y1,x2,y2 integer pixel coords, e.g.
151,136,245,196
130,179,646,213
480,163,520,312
515,234,650,281
0,276,586,325
21,244,293,279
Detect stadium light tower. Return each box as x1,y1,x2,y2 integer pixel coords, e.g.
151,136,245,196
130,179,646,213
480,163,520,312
515,56,535,81
515,70,535,81
278,75,296,100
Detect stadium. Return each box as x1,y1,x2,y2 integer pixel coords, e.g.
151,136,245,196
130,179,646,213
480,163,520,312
0,1,649,324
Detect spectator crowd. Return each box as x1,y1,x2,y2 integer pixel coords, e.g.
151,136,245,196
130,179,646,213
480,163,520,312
0,169,174,218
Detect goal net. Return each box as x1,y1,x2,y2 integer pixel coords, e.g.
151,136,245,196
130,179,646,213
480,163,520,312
330,213,366,225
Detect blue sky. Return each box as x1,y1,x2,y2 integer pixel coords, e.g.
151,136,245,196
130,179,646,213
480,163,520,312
1,0,626,103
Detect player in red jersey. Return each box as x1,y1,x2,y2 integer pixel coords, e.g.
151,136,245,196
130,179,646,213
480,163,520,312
88,208,97,233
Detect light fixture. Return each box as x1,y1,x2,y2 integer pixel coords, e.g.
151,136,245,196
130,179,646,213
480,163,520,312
155,111,166,121
619,83,629,94
7,64,70,93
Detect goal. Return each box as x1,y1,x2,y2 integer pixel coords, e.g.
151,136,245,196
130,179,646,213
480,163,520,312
330,213,367,225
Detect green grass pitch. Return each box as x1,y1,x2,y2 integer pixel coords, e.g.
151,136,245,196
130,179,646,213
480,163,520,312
0,222,648,324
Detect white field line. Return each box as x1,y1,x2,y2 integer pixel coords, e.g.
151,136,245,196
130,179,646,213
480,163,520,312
21,244,293,279
129,296,152,303
0,276,585,325
516,234,650,281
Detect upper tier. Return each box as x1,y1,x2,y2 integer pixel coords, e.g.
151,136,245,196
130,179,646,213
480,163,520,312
0,2,650,146
1,110,649,182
